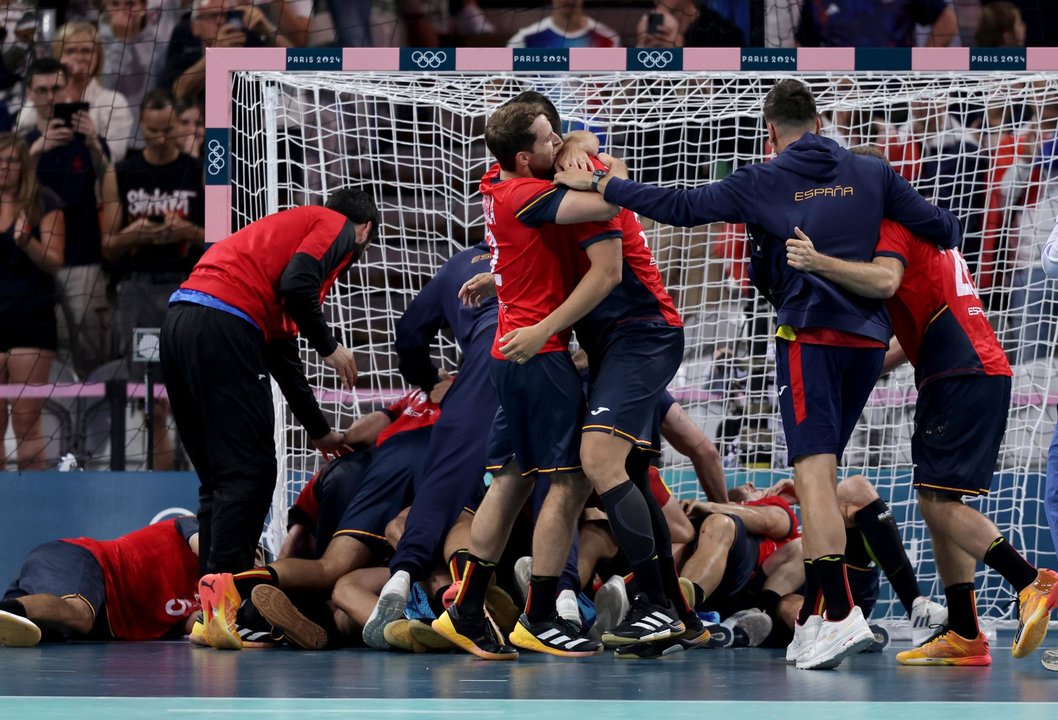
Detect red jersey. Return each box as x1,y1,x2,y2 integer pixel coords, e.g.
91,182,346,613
744,496,800,568
64,520,200,641
572,158,682,353
480,164,620,359
181,206,357,346
874,220,1011,388
375,389,441,447
291,389,442,526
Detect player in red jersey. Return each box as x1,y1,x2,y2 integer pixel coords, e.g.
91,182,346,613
433,99,638,660
786,147,1058,666
0,518,200,647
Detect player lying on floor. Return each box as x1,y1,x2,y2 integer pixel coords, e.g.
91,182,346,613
0,518,201,647
196,381,450,650
738,474,946,660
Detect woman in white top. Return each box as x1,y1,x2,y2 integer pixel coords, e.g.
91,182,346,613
18,22,134,163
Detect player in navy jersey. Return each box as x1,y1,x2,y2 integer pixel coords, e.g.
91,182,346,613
786,146,1057,666
432,99,644,660
358,241,504,649
556,79,962,670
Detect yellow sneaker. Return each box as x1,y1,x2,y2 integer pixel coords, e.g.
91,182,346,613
896,629,991,666
199,573,243,650
1013,568,1058,659
188,616,209,647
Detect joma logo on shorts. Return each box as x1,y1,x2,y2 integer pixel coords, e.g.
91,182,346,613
794,185,855,202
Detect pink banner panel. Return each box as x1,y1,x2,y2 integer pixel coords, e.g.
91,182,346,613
457,47,512,71
569,48,626,71
911,47,969,70
797,47,855,71
1028,47,1058,71
343,47,400,70
683,47,741,71
205,185,231,244
204,48,285,126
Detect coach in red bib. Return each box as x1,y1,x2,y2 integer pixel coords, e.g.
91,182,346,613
161,188,377,576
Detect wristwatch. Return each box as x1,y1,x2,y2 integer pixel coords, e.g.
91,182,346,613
591,169,608,192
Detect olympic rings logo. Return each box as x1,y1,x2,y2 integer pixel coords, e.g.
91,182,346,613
637,50,674,68
411,50,449,69
206,138,226,176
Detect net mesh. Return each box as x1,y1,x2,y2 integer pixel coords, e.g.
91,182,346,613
229,70,1058,626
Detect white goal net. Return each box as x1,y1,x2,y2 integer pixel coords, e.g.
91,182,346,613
228,69,1058,626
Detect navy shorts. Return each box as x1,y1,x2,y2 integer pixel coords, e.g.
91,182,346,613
691,514,760,606
912,374,1011,497
774,339,885,464
4,540,109,635
314,450,374,553
583,324,684,453
486,352,584,476
331,427,433,556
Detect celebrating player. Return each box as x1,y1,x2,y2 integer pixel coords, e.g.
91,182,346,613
786,148,1057,665
556,78,962,669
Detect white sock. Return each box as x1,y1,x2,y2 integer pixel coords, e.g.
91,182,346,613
556,588,581,627
380,570,411,600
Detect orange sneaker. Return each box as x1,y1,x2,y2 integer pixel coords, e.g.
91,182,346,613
199,573,243,650
1013,568,1058,659
896,629,991,666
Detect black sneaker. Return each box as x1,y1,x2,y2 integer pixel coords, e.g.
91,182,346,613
863,623,890,653
431,604,518,661
704,623,733,648
601,593,684,647
614,614,710,660
509,613,603,657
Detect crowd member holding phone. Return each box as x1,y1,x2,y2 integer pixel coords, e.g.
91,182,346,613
101,89,204,470
23,57,113,380
17,22,134,164
164,0,293,105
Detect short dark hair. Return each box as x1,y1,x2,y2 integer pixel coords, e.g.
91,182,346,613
976,1,1020,46
763,79,817,131
141,88,175,116
485,102,543,172
26,57,66,88
325,187,379,240
507,91,560,134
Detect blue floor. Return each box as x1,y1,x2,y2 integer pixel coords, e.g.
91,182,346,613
3,636,1057,719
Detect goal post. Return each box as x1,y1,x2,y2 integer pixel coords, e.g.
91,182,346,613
208,46,1058,626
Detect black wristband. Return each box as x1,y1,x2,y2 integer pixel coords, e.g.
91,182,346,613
591,169,608,192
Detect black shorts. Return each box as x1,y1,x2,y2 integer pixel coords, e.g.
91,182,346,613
583,324,684,453
912,374,1011,497
485,352,584,476
0,304,57,352
4,540,110,636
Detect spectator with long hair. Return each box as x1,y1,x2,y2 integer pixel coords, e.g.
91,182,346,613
0,132,65,469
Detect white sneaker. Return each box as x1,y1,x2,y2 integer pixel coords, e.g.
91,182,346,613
796,606,874,670
592,575,629,641
362,570,410,649
513,556,532,605
556,589,581,628
910,597,948,646
786,614,821,663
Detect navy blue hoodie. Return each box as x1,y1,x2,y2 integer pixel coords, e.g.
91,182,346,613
604,133,962,344
394,242,498,390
